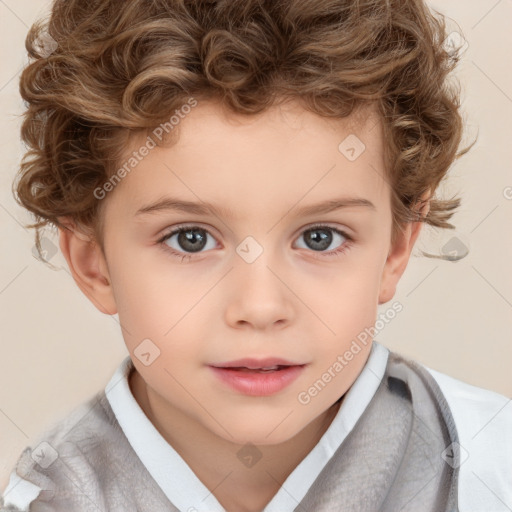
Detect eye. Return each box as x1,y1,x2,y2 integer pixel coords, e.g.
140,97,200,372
158,225,217,261
294,224,352,257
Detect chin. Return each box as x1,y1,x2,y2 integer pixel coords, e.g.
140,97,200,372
235,430,298,447
207,416,306,447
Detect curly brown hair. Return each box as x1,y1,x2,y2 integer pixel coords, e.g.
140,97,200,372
14,0,474,266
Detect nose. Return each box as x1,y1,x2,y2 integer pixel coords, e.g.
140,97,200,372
224,254,295,332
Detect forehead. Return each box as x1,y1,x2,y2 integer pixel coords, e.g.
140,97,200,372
105,99,389,221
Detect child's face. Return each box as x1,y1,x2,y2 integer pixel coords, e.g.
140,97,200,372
67,100,419,445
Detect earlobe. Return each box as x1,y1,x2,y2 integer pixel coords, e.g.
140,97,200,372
58,221,117,315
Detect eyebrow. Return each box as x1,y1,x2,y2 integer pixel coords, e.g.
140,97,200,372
134,196,376,218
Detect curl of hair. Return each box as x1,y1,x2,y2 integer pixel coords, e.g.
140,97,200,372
14,0,475,265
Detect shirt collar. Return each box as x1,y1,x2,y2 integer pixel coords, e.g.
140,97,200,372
105,340,389,512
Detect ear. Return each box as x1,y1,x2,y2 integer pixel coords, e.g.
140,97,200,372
58,218,117,315
378,190,431,305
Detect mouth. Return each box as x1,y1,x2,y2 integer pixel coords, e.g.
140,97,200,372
208,358,307,396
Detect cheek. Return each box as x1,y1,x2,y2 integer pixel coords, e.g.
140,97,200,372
108,242,182,315
303,257,385,366
110,274,208,374
319,259,383,322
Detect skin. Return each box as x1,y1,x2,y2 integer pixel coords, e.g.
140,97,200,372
58,99,429,512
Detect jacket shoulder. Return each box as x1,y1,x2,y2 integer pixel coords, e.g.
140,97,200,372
1,392,119,511
424,366,512,512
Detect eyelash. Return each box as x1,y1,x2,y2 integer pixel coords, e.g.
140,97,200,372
156,223,354,263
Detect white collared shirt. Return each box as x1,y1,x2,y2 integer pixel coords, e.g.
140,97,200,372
3,341,512,511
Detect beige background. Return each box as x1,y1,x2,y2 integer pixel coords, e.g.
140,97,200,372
1,0,511,493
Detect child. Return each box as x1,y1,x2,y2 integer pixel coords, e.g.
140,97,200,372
2,0,511,510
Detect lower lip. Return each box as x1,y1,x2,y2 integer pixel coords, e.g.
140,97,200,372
209,365,306,396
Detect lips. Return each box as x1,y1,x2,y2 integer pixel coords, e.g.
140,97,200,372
208,357,307,396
